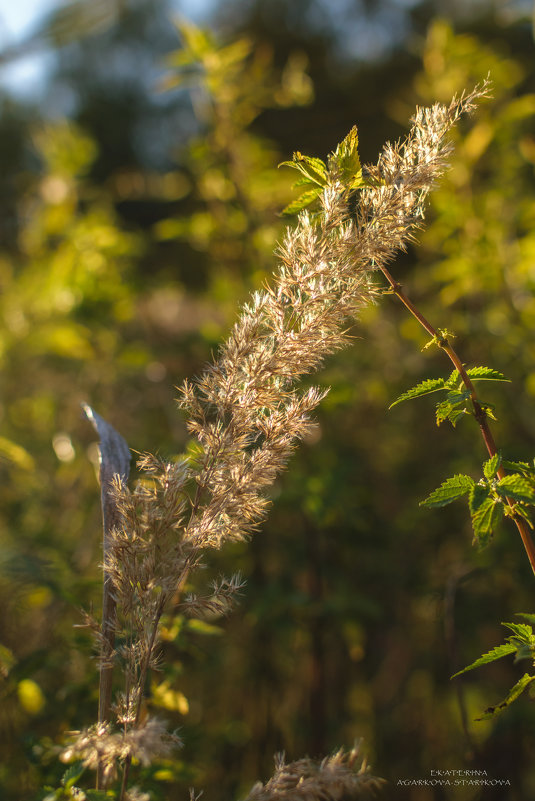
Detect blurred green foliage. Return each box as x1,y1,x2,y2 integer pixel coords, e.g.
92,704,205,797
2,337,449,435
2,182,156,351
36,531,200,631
1,4,535,801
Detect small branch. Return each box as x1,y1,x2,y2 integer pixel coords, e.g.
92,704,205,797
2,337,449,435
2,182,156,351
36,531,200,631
381,268,535,577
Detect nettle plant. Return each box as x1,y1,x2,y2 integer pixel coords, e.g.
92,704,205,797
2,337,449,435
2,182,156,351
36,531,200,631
387,291,535,718
47,79,535,799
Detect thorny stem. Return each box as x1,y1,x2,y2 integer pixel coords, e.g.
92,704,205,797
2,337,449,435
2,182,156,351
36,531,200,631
381,265,535,577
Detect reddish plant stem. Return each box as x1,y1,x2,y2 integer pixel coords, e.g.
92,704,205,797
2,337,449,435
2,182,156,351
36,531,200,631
381,265,535,577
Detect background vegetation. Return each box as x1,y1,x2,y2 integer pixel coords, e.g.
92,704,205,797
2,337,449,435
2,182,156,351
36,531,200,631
1,1,535,799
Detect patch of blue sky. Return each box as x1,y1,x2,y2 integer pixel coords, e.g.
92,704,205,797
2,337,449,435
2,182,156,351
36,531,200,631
0,0,218,99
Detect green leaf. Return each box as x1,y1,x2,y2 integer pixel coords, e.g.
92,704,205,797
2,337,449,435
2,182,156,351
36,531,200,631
451,642,516,677
187,619,223,636
480,401,498,421
483,452,502,480
278,152,327,187
471,498,503,548
502,460,535,475
333,126,362,185
61,762,85,789
281,187,323,216
388,377,447,409
446,389,471,404
349,173,368,190
292,176,318,189
216,39,254,70
444,369,462,389
0,436,35,471
469,483,490,514
496,474,535,503
176,19,214,58
469,484,502,547
465,366,510,382
501,621,534,642
0,644,15,677
420,474,474,508
515,644,535,661
514,505,535,527
446,406,468,427
516,612,535,626
477,673,535,720
40,791,60,801
436,398,465,426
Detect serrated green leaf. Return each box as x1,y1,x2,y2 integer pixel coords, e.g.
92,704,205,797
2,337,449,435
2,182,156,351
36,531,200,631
296,153,328,176
349,173,367,190
447,407,468,427
61,761,85,789
480,402,498,421
502,460,535,475
496,474,535,503
388,377,447,409
516,612,535,626
471,498,503,548
278,152,327,187
476,673,535,720
514,505,535,527
446,389,471,404
469,482,501,547
292,176,317,189
444,369,462,389
469,483,490,514
435,390,470,426
281,187,323,216
452,642,517,678
436,399,455,426
483,452,502,480
515,643,535,661
465,366,510,382
502,621,534,642
333,126,362,184
420,474,474,509
40,792,59,801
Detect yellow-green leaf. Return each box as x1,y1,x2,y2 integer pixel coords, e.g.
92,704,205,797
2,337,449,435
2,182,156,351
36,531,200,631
420,474,474,508
151,680,189,714
477,673,535,720
278,152,327,187
452,642,516,678
281,188,323,216
0,437,35,471
334,126,362,183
